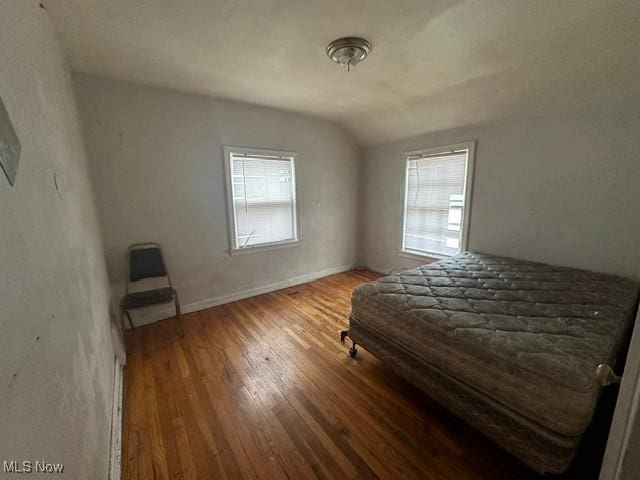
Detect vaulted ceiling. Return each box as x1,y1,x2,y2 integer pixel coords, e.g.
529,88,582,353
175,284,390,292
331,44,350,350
47,0,640,146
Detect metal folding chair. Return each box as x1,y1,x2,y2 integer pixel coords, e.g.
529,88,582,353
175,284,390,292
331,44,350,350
120,242,184,338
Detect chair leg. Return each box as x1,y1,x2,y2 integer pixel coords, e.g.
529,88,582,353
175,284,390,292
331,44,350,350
174,296,185,339
124,309,135,330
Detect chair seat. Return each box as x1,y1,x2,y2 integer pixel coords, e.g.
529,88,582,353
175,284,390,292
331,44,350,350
122,287,176,309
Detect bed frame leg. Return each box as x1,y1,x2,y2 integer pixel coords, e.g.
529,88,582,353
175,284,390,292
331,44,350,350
341,330,358,357
349,341,358,358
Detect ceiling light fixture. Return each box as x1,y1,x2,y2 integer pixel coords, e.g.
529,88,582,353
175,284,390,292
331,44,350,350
326,37,371,72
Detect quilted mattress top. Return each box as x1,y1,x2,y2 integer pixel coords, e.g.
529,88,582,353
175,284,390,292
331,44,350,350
351,252,639,436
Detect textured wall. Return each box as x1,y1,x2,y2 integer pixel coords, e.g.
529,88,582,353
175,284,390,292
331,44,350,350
359,102,640,281
74,74,360,325
0,2,116,478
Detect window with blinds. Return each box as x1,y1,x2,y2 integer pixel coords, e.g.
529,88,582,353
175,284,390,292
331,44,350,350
225,148,298,251
402,143,474,257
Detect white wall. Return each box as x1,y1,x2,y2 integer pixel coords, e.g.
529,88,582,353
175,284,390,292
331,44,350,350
74,74,360,324
359,102,640,281
0,2,116,478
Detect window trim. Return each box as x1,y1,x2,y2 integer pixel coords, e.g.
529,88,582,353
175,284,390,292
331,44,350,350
223,145,300,255
399,141,476,260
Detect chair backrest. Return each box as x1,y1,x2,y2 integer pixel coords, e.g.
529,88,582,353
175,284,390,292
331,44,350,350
128,243,167,282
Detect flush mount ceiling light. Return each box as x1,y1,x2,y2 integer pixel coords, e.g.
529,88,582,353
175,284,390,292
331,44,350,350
326,37,371,71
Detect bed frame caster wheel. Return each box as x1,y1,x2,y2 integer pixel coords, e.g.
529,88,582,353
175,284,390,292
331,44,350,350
349,345,358,358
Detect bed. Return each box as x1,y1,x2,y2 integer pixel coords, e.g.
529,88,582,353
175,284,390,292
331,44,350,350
344,252,639,474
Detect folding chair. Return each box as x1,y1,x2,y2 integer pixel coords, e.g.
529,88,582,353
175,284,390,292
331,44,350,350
120,243,184,338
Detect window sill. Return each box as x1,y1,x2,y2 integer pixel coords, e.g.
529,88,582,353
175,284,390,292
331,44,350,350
229,239,301,256
398,249,452,263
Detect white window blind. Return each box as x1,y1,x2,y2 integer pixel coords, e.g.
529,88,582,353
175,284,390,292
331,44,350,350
402,147,471,257
227,150,298,250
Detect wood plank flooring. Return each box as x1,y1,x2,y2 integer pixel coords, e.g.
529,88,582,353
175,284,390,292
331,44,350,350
122,270,539,480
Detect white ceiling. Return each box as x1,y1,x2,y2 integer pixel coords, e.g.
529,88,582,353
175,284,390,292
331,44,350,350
47,0,640,146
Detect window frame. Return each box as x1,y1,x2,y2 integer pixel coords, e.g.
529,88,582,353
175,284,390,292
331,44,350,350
223,146,300,255
399,141,476,260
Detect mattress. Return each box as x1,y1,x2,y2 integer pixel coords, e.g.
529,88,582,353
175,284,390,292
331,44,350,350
347,318,580,474
351,252,639,437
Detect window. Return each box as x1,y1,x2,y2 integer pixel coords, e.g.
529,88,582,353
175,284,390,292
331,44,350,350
224,147,298,252
401,142,475,258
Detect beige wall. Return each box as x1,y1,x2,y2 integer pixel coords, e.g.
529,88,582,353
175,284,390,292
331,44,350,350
359,102,640,281
74,74,360,325
0,2,116,478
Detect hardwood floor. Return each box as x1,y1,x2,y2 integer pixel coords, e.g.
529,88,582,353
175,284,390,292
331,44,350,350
122,270,537,480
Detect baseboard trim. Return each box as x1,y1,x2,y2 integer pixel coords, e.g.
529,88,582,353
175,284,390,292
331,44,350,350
108,357,124,480
125,264,357,327
362,263,391,276
184,264,356,314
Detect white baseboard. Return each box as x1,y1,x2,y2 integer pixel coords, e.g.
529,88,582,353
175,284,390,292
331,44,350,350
125,264,356,328
362,263,392,275
108,357,124,480
185,264,356,313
